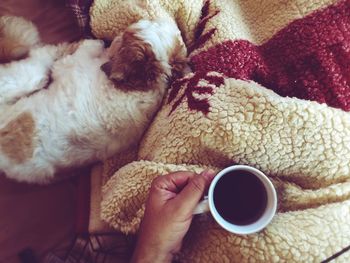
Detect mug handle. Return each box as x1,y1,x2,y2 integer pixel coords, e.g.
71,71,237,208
193,196,210,214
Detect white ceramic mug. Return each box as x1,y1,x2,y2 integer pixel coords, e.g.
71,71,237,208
193,165,277,235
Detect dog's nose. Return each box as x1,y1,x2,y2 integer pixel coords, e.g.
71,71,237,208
101,62,112,77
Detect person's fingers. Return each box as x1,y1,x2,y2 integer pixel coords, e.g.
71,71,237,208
148,171,197,203
151,171,197,193
172,169,216,215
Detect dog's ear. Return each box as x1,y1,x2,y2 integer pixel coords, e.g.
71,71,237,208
170,53,188,79
169,37,189,79
126,42,162,83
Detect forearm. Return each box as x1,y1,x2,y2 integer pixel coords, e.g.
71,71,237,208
131,246,173,263
130,237,174,263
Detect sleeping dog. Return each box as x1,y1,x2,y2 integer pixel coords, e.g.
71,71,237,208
0,16,187,184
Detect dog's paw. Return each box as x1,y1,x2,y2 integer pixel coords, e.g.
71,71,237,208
0,16,40,63
29,45,59,64
76,39,105,57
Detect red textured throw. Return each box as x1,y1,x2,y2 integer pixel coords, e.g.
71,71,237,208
191,0,350,111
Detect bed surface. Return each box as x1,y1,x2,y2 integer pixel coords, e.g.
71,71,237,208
0,0,80,262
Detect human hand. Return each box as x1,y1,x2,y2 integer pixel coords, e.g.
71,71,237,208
131,170,216,263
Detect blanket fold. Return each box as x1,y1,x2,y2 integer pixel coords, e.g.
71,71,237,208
89,0,350,261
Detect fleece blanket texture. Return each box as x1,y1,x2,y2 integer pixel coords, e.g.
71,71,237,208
89,0,350,262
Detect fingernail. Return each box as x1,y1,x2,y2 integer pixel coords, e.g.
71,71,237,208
200,169,216,180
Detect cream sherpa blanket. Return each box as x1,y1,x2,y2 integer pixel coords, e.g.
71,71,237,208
89,0,350,262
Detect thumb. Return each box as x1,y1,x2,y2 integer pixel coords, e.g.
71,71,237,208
172,169,216,216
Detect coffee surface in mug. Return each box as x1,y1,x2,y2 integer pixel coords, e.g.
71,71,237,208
213,170,268,225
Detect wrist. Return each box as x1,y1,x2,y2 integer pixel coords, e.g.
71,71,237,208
131,243,173,263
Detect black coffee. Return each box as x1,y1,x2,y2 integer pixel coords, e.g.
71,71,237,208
213,170,268,225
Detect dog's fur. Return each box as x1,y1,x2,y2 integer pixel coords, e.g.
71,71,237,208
0,16,41,63
0,16,187,184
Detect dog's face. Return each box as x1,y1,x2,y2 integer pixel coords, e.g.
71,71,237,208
101,18,188,91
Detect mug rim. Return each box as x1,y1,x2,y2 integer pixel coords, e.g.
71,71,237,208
208,165,277,235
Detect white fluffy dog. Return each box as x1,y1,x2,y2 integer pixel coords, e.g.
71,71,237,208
0,16,187,184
